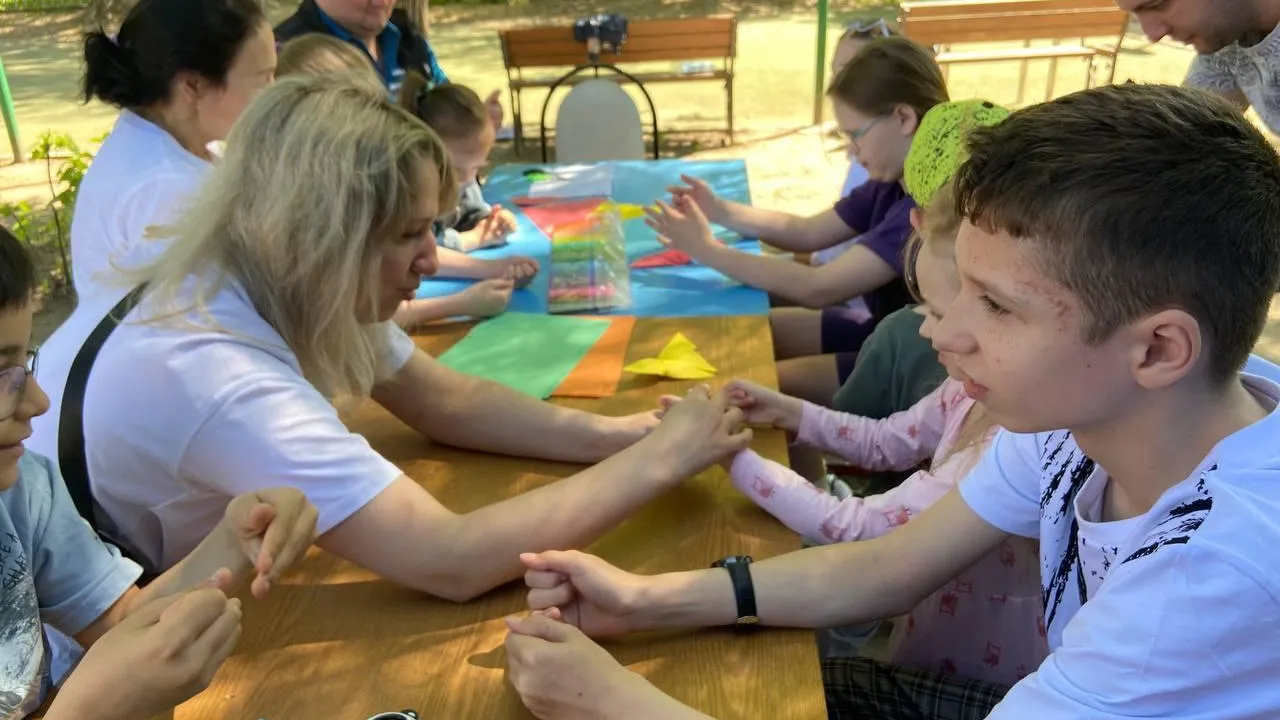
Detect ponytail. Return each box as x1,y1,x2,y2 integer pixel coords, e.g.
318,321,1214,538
396,72,488,142
81,0,266,111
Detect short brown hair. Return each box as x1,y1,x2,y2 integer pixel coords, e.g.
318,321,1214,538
827,36,948,122
955,83,1280,384
397,72,488,142
277,33,372,78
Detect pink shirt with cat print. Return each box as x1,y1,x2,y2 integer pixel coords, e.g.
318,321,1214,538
729,378,1048,686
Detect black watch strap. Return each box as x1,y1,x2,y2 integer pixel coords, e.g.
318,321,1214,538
711,555,758,629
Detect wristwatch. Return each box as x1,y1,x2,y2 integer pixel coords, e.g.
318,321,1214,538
711,554,759,630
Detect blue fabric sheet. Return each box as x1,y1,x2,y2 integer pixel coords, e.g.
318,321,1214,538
415,159,770,317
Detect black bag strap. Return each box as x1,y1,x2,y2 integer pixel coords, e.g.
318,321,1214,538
58,284,147,528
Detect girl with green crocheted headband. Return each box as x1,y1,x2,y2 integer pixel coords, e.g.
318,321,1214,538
647,36,947,406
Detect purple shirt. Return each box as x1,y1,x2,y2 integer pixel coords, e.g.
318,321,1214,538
832,180,916,321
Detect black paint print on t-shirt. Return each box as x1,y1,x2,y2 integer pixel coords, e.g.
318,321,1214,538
1039,433,1096,631
1122,465,1216,565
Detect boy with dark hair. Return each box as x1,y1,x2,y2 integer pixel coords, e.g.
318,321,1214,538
0,226,320,718
501,83,1280,719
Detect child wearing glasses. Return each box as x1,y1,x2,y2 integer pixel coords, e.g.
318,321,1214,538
660,37,947,407
0,226,319,718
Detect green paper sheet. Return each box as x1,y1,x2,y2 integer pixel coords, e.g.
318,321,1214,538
437,312,612,398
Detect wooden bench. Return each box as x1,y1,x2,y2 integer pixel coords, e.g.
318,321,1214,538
499,17,737,152
899,0,1129,104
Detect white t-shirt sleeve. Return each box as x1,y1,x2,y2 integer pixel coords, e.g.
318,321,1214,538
24,454,142,636
1184,54,1245,100
989,546,1279,719
957,429,1042,538
101,174,203,284
179,362,403,535
377,322,418,381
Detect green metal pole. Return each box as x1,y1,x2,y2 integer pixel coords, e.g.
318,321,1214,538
813,0,829,125
0,55,21,162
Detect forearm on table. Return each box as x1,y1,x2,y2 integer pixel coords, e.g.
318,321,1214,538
132,521,248,611
730,450,881,543
394,296,469,326
719,203,821,251
436,246,491,279
392,370,629,463
427,440,684,600
78,522,246,646
696,246,841,308
639,537,923,632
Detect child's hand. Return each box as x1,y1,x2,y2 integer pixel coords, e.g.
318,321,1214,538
647,385,753,478
478,205,519,248
724,379,804,433
223,488,319,600
644,196,718,259
667,174,728,225
459,278,514,318
487,255,540,287
51,588,242,720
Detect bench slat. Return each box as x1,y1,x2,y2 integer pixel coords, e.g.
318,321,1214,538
899,0,1127,46
936,45,1098,63
510,69,731,90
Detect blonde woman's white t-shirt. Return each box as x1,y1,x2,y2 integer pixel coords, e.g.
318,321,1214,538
29,278,417,572
70,110,211,299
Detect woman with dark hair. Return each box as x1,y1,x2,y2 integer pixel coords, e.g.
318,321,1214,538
74,0,275,298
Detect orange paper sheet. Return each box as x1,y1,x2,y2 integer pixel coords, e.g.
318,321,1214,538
552,316,637,398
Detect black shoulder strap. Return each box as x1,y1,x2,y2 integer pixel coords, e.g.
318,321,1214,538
58,284,147,528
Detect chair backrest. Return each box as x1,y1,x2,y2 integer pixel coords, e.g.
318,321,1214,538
554,79,645,163
899,0,1128,45
501,17,736,70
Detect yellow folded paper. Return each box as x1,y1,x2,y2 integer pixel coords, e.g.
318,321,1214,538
624,332,717,379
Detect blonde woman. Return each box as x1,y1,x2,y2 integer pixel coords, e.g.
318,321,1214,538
31,74,750,602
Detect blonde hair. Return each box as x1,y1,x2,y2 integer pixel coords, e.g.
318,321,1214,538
906,177,995,466
139,73,458,399
277,33,374,79
397,72,488,142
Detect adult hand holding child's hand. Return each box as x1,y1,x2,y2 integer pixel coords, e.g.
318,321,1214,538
223,486,319,599
723,379,804,433
520,550,650,637
648,385,752,477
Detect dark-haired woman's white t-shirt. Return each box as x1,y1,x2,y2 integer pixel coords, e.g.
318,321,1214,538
70,110,210,300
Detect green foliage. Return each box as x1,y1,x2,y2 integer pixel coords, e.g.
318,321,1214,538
0,0,88,11
0,130,97,298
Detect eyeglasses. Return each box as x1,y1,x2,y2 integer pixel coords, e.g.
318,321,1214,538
366,712,419,720
843,18,895,40
824,114,889,155
0,348,38,422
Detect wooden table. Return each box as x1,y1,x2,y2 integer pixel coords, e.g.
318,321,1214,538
174,316,825,720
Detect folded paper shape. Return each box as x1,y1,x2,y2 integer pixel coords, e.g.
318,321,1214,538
631,249,693,268
623,332,717,380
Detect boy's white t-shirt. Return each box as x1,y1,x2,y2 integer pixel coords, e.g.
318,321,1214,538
70,111,211,300
959,371,1280,718
28,277,418,572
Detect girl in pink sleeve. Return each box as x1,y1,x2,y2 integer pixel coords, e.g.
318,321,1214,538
723,181,1047,686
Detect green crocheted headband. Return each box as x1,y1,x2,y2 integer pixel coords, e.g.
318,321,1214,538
904,99,1011,208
